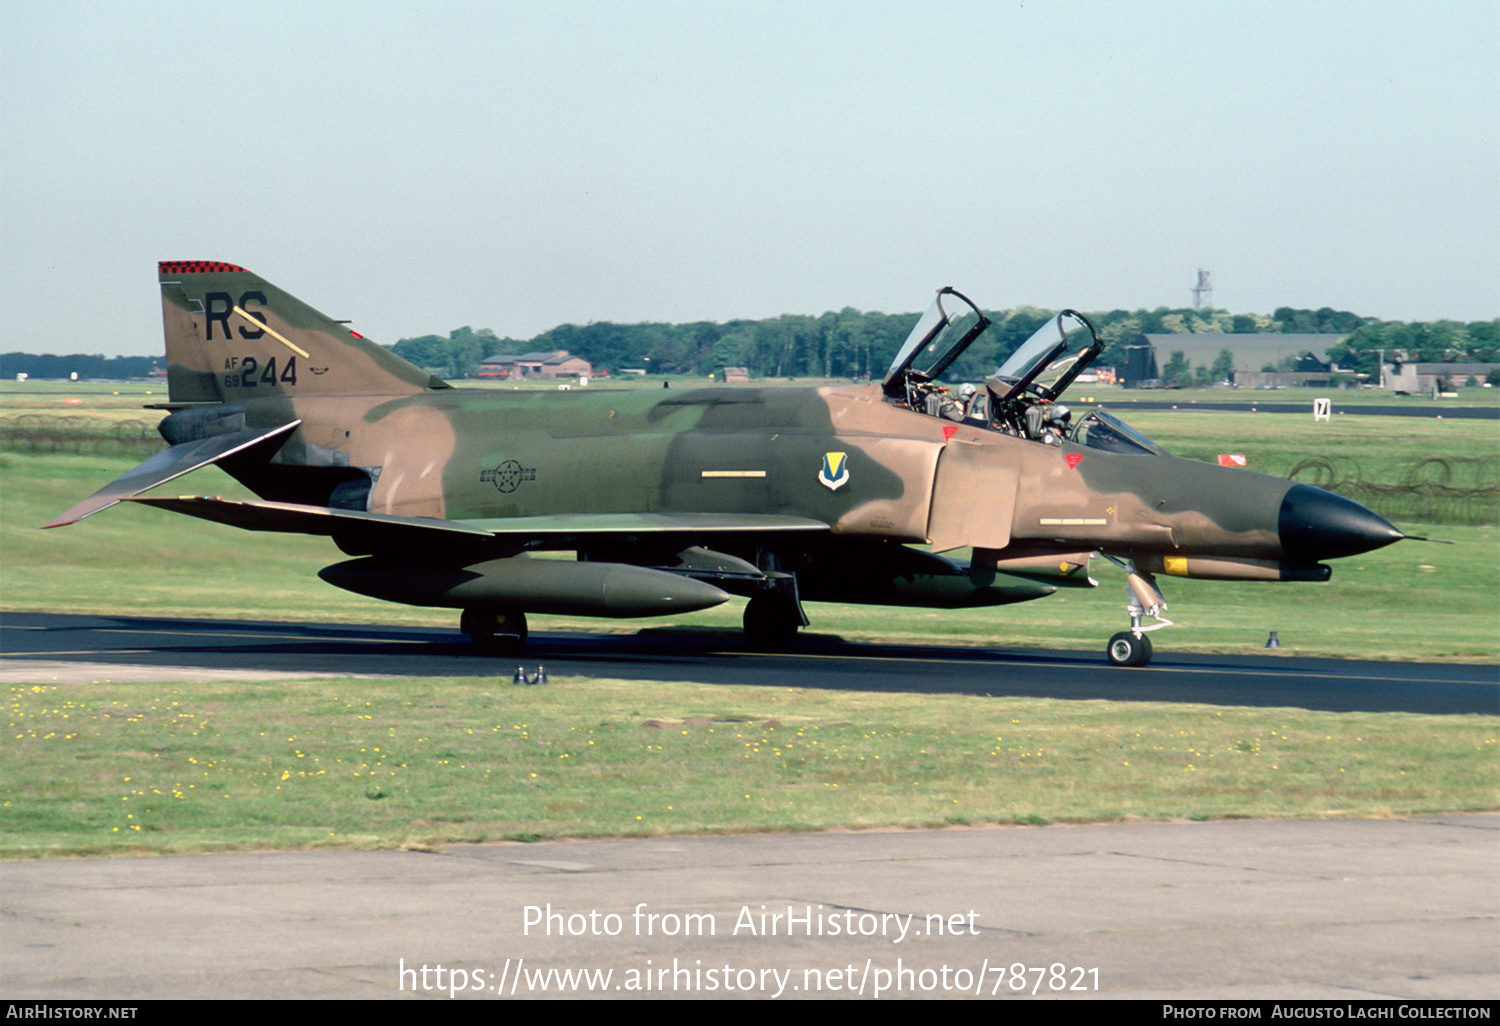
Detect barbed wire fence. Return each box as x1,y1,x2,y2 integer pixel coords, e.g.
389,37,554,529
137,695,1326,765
1,416,163,457
1287,456,1498,527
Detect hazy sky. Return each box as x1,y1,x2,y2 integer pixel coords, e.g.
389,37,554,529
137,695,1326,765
3,0,1496,357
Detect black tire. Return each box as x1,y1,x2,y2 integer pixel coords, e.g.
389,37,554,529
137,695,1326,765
1107,631,1152,667
743,593,800,651
1134,633,1153,667
462,608,528,656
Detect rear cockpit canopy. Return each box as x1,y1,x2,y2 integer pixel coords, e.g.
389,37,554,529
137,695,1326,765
988,310,1103,406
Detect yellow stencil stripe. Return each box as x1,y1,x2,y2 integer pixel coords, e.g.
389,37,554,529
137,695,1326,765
233,306,311,358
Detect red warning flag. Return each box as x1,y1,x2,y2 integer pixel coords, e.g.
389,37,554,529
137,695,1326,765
1217,454,1247,467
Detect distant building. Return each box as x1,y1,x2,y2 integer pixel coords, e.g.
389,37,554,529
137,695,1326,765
722,366,750,383
479,350,592,380
1124,333,1348,388
1382,362,1498,395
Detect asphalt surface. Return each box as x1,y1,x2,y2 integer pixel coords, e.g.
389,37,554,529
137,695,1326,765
2,613,1495,1001
2,815,1495,1000
2,612,1495,714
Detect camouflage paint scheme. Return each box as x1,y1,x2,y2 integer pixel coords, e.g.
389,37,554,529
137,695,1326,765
45,264,1405,665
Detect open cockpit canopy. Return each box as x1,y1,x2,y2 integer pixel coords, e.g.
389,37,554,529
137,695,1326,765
884,290,1104,411
882,287,990,400
988,310,1104,404
883,288,1165,453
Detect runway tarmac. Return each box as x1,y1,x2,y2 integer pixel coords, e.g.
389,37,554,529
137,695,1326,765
2,612,1496,714
2,612,1495,1000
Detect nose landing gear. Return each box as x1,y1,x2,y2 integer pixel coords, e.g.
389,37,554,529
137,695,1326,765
1100,555,1172,667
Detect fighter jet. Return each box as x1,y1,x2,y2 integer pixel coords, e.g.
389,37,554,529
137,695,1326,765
44,265,1406,666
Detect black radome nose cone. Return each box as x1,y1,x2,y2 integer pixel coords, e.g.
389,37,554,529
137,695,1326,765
1279,484,1404,562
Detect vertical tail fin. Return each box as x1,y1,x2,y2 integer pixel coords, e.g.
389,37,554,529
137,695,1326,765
158,261,449,403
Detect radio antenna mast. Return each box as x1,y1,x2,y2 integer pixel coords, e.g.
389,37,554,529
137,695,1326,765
1191,269,1213,310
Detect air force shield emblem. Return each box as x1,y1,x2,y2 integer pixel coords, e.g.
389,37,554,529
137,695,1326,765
818,451,850,491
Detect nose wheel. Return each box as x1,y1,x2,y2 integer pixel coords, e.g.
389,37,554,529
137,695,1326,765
1107,631,1153,667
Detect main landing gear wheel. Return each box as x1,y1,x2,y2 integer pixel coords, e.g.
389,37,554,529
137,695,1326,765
1107,631,1152,667
743,592,801,651
462,607,528,656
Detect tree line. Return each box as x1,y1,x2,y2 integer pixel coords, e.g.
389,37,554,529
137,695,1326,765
1326,320,1499,377
390,305,1498,383
0,353,162,381
3,307,1494,382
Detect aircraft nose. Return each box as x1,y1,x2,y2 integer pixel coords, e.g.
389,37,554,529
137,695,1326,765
1278,483,1404,562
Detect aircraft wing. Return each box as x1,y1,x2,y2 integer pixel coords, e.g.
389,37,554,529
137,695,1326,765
122,495,830,553
42,422,301,529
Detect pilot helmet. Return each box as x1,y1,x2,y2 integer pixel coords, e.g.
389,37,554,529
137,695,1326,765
958,383,977,400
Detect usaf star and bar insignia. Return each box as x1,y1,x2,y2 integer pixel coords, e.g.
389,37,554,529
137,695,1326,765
481,459,537,493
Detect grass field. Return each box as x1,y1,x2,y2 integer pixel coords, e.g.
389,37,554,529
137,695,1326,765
4,675,1495,858
1,381,1495,858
